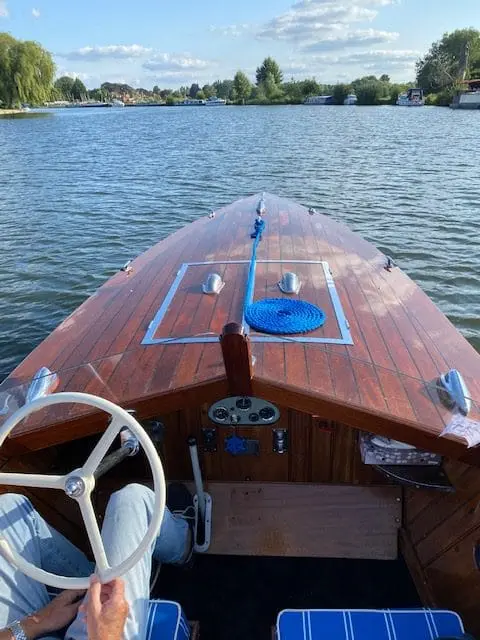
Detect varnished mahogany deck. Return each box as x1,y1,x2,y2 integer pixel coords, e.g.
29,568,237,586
2,194,480,462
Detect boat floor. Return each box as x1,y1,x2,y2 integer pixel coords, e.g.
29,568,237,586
205,482,402,560
154,554,421,640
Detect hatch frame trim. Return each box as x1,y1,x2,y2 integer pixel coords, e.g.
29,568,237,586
141,260,353,346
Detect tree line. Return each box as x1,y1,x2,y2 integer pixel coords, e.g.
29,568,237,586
51,59,411,107
1,29,480,109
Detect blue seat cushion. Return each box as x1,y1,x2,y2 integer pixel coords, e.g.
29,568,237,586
276,609,464,640
146,600,190,640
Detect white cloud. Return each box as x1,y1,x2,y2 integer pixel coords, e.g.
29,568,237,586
257,0,399,52
259,5,378,41
334,49,418,68
283,61,310,75
144,71,201,85
281,48,418,82
62,45,153,61
313,49,418,63
142,53,212,72
57,70,92,82
302,28,399,52
209,24,253,37
292,0,397,7
54,46,215,89
0,0,8,17
32,7,40,18
310,49,418,72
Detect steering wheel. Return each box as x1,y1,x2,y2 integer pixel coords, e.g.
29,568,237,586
0,392,166,590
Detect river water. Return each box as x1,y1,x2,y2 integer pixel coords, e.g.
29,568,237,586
0,105,478,375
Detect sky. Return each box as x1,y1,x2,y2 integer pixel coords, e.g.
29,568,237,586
1,0,479,89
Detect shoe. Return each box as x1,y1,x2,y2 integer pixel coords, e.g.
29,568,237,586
166,483,196,568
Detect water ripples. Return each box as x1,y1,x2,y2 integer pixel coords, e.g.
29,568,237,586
0,105,479,373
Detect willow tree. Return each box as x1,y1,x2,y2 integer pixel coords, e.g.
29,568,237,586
0,33,16,107
0,33,55,108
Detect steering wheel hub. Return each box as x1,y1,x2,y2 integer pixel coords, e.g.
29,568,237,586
65,475,87,498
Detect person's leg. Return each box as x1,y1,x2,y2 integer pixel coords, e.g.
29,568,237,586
0,492,91,640
66,483,189,640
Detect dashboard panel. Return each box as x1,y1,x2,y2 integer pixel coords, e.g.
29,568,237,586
208,397,280,426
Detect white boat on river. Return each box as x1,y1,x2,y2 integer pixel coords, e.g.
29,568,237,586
451,79,480,109
205,97,226,106
396,88,425,106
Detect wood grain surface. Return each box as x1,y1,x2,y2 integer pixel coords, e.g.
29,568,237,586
2,193,479,464
205,482,402,560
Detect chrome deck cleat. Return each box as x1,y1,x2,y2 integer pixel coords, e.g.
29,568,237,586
278,271,301,294
202,272,225,294
437,369,471,415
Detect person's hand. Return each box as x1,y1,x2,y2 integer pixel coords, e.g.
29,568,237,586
80,575,129,640
21,589,85,639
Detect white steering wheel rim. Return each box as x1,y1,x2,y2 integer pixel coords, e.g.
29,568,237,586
0,392,166,590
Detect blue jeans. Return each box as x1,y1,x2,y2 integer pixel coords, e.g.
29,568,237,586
0,484,189,640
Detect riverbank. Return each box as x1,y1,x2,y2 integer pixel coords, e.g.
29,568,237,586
0,109,25,117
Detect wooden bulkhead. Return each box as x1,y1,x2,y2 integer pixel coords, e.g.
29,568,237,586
1,193,479,633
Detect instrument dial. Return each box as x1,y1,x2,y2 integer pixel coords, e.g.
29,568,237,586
213,407,229,422
236,397,252,411
249,412,259,422
259,406,276,421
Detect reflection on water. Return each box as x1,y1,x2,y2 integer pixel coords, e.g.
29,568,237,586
0,105,478,374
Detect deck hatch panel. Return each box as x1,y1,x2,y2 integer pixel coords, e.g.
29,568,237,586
142,260,353,345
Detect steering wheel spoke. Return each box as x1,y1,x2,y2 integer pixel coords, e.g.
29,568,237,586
83,416,123,476
77,493,110,574
0,472,65,491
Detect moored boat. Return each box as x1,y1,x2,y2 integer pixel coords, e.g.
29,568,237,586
396,88,425,106
175,98,206,106
303,95,333,105
66,101,112,108
205,97,226,106
0,193,479,638
450,78,480,109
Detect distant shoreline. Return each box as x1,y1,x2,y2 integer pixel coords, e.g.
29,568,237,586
0,109,24,117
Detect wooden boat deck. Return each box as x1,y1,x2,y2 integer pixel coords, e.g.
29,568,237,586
2,193,479,462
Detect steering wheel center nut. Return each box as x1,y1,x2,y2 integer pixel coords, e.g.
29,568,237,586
65,476,87,498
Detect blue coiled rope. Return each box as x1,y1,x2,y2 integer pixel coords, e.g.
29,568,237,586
243,214,326,335
245,298,325,334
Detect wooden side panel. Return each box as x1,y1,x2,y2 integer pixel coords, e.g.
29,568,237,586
424,528,480,634
404,459,480,636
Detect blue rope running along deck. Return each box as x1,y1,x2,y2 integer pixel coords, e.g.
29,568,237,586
243,214,326,335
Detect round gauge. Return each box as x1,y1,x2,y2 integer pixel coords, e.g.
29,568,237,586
213,406,229,422
259,406,276,421
236,397,252,411
249,412,259,423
